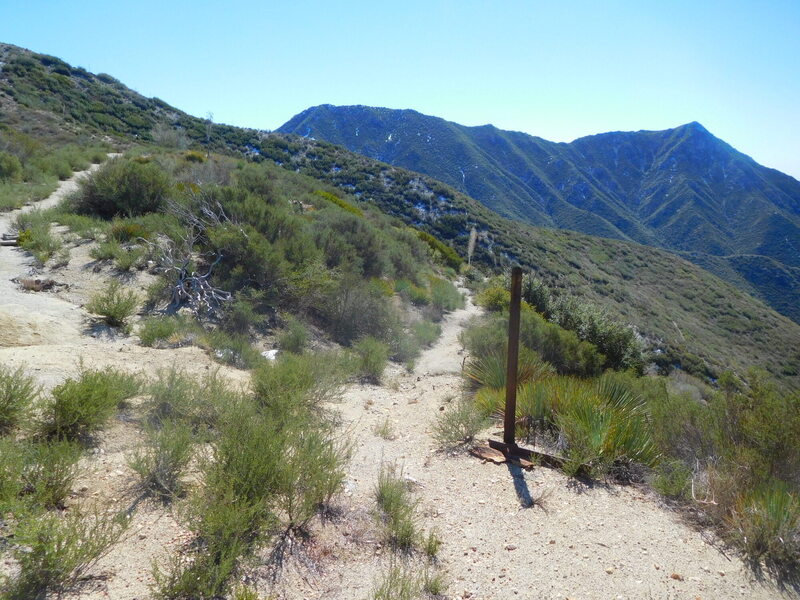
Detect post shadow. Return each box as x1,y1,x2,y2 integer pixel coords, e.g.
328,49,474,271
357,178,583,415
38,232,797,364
506,462,534,508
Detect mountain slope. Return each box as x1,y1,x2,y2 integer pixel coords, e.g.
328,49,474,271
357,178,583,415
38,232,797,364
278,105,800,322
252,134,800,387
1,42,799,387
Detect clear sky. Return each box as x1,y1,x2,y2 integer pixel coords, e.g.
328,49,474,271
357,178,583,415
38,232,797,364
3,1,799,178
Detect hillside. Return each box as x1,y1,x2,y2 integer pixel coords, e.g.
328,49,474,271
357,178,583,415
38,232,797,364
278,105,800,322
252,134,800,386
1,42,799,386
0,43,261,151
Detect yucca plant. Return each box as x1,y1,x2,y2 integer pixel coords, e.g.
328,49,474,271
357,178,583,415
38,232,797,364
556,391,658,477
726,482,800,572
465,346,554,390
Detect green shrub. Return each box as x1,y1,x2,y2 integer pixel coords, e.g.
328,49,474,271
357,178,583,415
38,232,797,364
89,149,108,164
277,314,309,354
415,229,463,270
411,320,441,348
15,208,62,263
0,151,24,182
129,421,194,502
85,280,140,327
423,529,443,560
726,482,800,573
5,509,127,600
91,240,122,263
221,295,266,335
202,329,263,370
429,277,464,312
184,150,206,163
462,309,605,378
139,316,182,347
522,275,643,371
0,179,58,211
55,212,106,239
153,349,349,597
390,332,422,370
252,351,349,412
313,189,364,217
433,398,489,449
354,336,389,384
71,157,171,218
146,367,233,432
0,438,25,512
375,464,419,552
108,220,149,242
422,568,446,596
464,346,555,390
113,246,145,271
20,440,82,509
374,417,395,440
556,387,658,477
0,365,39,434
39,368,140,440
274,420,349,528
371,564,421,600
475,285,509,311
323,277,402,345
395,279,430,306
651,459,692,499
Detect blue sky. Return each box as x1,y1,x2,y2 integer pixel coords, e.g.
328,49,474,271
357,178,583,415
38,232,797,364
4,1,800,177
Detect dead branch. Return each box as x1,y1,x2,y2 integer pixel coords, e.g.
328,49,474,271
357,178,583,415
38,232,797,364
142,195,237,315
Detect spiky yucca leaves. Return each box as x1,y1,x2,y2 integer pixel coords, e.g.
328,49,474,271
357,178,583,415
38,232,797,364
465,346,554,390
472,372,658,475
555,383,658,477
727,482,800,575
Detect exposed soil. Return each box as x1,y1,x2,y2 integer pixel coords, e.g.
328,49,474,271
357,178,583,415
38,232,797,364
0,173,793,599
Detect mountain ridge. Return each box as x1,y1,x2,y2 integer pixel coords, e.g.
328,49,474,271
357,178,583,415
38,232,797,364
278,104,800,321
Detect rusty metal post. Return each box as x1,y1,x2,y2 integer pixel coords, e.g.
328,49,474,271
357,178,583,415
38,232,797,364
503,267,522,446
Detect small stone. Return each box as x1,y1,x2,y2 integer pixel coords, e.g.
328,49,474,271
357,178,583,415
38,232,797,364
670,572,684,581
718,570,725,577
605,567,615,575
654,563,661,570
549,539,556,544
505,544,518,551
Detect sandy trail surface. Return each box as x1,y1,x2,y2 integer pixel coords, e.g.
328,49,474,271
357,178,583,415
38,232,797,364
0,168,96,350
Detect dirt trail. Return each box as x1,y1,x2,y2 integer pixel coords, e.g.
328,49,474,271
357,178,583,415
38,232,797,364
0,167,99,349
271,293,791,600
